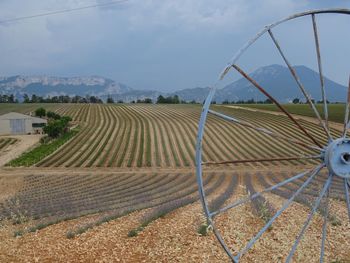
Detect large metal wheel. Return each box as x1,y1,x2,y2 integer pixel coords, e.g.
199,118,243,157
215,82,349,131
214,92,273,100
196,9,350,262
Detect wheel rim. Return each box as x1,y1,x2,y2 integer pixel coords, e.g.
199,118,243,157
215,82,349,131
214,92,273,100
196,8,350,262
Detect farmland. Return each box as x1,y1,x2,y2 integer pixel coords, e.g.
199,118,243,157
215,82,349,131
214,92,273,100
0,103,349,262
0,138,17,152
0,168,349,262
237,103,346,124
0,103,339,168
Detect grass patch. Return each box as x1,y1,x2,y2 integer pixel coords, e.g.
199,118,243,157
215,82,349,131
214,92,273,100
235,104,345,123
7,127,79,167
66,231,76,239
127,229,139,237
198,224,210,236
13,230,23,237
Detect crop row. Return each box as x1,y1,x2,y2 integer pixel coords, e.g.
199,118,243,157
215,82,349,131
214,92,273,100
33,104,330,168
0,171,244,237
0,138,18,151
0,103,336,168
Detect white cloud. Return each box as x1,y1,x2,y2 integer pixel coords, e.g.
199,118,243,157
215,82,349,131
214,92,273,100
125,0,307,31
0,0,348,90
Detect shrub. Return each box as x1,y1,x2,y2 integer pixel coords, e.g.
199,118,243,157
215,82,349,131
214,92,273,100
40,136,52,144
127,229,138,237
13,230,23,237
66,231,75,239
28,227,37,233
198,224,209,236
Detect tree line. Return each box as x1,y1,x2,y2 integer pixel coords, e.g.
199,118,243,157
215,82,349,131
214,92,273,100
0,94,104,104
0,93,200,104
222,98,273,104
23,94,103,103
0,94,18,103
0,93,341,105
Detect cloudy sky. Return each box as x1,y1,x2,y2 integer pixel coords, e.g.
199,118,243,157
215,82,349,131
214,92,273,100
0,0,349,91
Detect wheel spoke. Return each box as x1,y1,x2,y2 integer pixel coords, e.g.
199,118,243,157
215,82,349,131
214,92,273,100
344,178,350,221
210,164,324,217
312,14,331,139
202,155,321,166
211,224,237,262
343,75,350,137
268,28,332,142
231,64,323,148
286,174,333,263
320,183,330,263
234,164,324,261
208,109,322,151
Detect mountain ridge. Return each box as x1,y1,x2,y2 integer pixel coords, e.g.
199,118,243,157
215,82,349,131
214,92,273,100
0,65,347,103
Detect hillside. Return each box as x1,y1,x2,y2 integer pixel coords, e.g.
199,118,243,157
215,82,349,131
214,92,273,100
0,75,133,99
215,65,347,103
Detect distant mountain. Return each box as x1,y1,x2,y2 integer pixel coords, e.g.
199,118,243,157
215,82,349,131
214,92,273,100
168,87,211,103
0,75,132,99
101,89,162,103
0,65,346,103
214,64,347,103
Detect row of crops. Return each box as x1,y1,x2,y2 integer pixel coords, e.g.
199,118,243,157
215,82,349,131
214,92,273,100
0,103,63,116
1,169,345,238
238,104,346,124
0,138,18,151
1,171,232,236
20,104,340,168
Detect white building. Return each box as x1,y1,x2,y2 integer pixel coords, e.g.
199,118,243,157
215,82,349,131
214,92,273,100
0,112,47,135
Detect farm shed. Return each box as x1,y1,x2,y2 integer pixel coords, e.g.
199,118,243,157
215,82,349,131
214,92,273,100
0,112,47,135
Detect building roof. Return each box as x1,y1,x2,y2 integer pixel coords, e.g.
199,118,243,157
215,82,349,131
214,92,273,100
0,112,47,123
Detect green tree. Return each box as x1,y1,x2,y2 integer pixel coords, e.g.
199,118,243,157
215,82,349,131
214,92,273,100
43,121,62,138
43,116,72,138
173,95,180,104
107,96,115,103
23,94,30,103
35,107,46,118
292,98,300,104
47,111,61,120
157,95,166,104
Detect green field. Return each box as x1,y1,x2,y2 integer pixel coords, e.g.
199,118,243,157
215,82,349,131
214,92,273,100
0,103,348,263
7,128,79,167
236,103,346,123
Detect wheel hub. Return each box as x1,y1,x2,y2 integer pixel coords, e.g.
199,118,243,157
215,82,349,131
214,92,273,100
324,138,350,179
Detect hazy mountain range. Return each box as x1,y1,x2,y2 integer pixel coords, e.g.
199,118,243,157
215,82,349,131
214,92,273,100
0,65,347,103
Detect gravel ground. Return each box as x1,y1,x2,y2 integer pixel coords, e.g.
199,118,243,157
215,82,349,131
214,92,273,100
0,179,349,263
